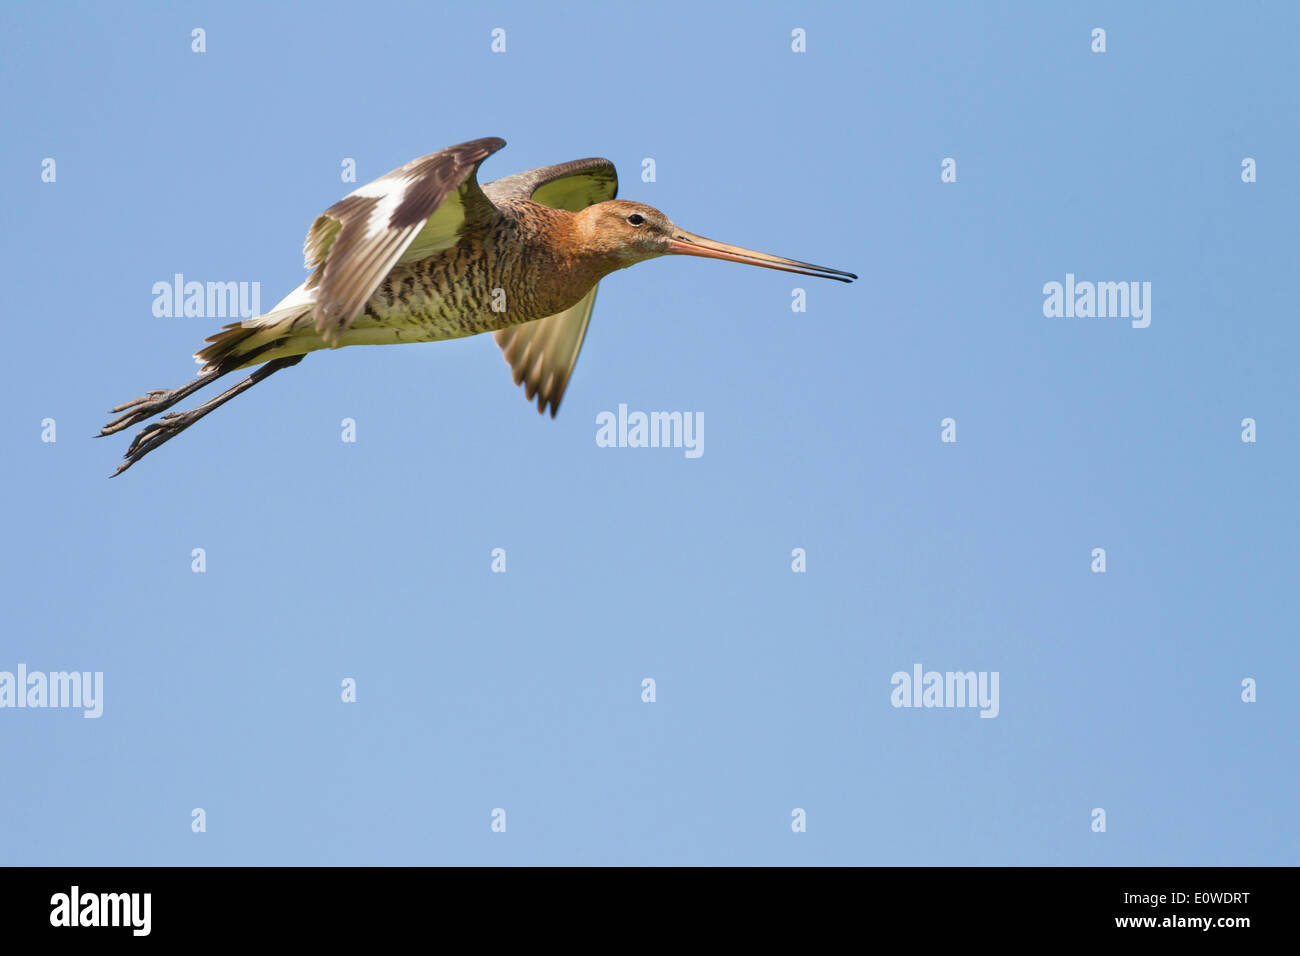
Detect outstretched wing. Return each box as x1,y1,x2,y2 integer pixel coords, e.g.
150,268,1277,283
485,158,617,416
482,157,618,213
495,285,599,417
304,137,505,345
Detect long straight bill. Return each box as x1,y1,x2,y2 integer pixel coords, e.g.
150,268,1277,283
667,230,857,283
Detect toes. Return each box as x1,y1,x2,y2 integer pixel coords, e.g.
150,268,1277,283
102,411,147,437
126,424,163,456
103,390,179,435
101,416,142,436
108,396,148,414
108,389,168,414
124,413,193,457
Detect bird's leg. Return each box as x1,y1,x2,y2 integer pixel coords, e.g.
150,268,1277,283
100,338,291,437
113,355,304,477
99,367,226,436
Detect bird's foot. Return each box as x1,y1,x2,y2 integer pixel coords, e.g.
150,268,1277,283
100,388,185,436
106,356,301,476
113,408,201,476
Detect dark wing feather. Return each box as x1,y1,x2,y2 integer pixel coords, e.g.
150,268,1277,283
304,137,505,345
495,285,599,417
486,158,617,415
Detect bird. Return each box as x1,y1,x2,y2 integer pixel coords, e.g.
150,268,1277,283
100,137,856,475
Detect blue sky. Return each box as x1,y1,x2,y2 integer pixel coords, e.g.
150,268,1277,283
2,1,1296,865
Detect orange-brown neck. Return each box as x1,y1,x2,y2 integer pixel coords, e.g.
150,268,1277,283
495,201,626,318
543,204,639,280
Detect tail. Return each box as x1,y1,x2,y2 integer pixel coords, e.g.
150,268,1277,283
194,283,320,373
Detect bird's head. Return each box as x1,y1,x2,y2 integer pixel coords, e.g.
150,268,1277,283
575,201,677,265
574,199,857,282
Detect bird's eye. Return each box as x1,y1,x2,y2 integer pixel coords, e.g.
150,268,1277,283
627,214,645,226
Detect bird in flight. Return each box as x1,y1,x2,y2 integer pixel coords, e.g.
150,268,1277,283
100,137,856,474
